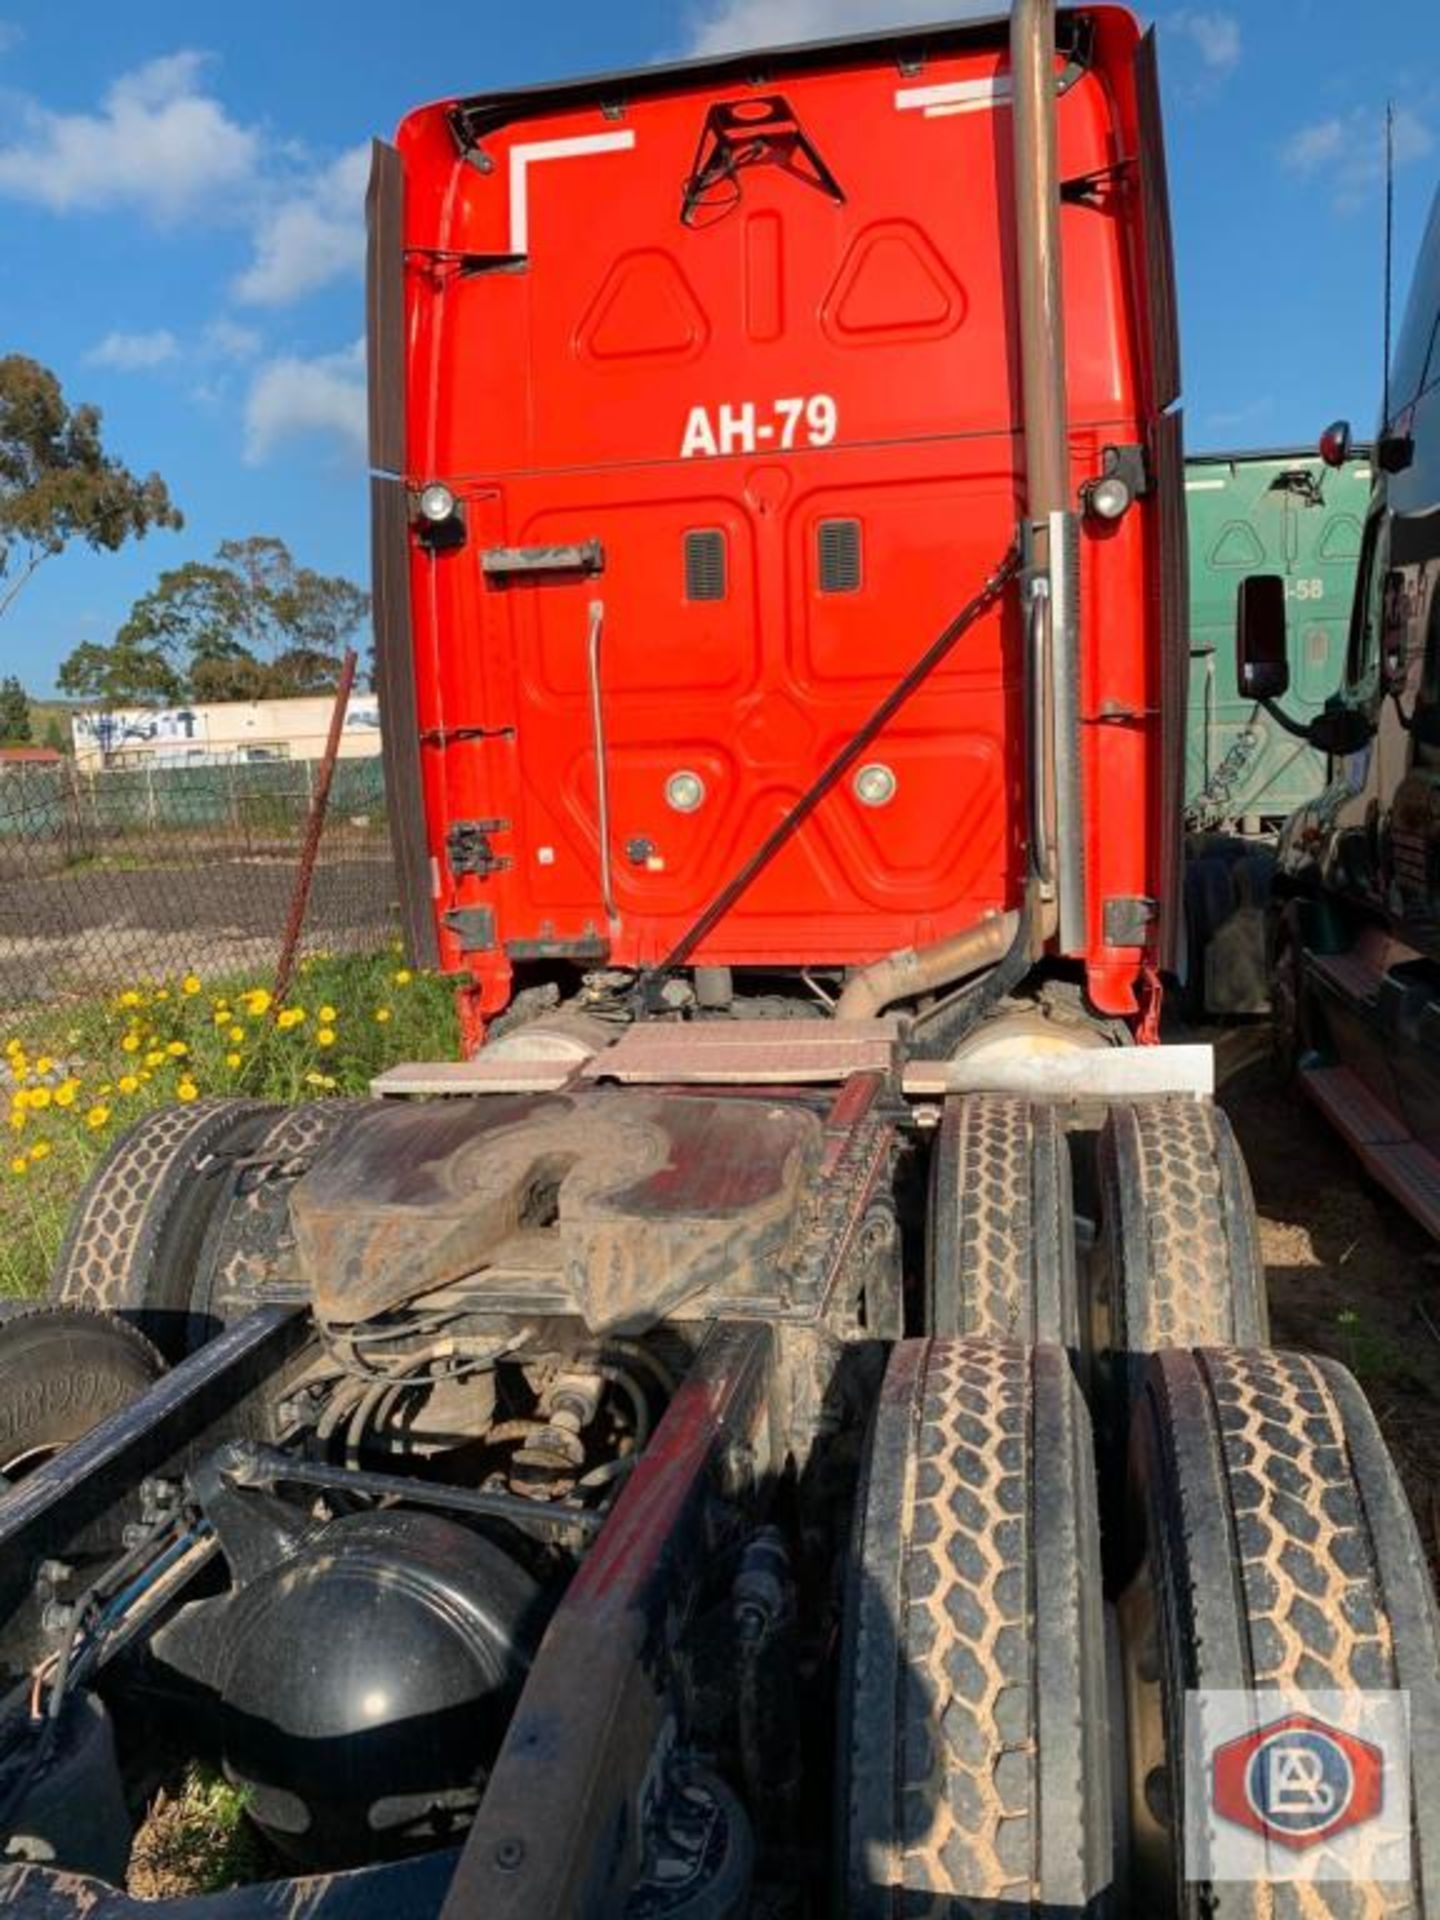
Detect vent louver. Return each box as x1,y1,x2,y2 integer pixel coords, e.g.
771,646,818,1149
818,518,862,593
684,529,727,601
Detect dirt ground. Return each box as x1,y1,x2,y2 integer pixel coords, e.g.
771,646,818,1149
0,853,398,1005
1209,1025,1440,1561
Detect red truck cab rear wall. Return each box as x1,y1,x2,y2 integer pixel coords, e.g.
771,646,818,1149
369,6,1183,1021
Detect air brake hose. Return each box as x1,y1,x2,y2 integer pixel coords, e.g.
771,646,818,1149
631,542,1022,1011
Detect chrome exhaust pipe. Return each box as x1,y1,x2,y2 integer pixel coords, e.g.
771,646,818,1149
1012,0,1085,954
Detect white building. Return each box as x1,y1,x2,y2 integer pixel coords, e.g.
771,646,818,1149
72,694,382,771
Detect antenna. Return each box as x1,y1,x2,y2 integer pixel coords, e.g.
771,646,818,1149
1383,100,1394,431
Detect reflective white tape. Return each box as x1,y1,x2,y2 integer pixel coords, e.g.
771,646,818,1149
894,76,1011,117
508,129,636,256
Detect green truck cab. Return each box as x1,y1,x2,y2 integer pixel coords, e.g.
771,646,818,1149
1180,448,1367,1014
1240,181,1440,1232
1186,448,1368,834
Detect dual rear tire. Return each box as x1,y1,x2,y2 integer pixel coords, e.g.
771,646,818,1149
47,1098,358,1358
843,1336,1440,1916
928,1090,1268,1399
857,1096,1434,1914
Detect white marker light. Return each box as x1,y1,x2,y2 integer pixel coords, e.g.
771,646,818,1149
1087,475,1131,521
854,763,897,807
418,483,457,524
665,770,706,813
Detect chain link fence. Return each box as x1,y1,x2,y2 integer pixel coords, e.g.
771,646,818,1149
0,757,399,1007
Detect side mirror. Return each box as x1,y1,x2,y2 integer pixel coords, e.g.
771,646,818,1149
1319,420,1352,469
1308,697,1373,758
1236,575,1290,700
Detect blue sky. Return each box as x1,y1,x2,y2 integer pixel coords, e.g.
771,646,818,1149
1,0,1435,697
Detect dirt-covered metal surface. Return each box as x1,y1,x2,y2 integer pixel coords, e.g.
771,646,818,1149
1213,1028,1440,1564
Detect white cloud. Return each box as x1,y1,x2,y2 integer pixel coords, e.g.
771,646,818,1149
0,52,364,308
243,339,366,465
1168,10,1240,74
202,317,262,361
0,51,258,222
233,143,368,307
84,328,180,371
1283,104,1433,212
683,0,994,57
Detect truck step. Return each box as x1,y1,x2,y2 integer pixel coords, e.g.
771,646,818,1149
1300,1063,1440,1236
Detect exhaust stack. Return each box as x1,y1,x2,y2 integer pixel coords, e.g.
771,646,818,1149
1011,0,1085,954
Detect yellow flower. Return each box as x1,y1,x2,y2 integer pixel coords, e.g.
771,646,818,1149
9,1155,27,1175
181,974,202,996
121,1033,141,1054
318,1006,337,1024
96,1083,113,1097
304,1071,337,1089
85,1105,111,1131
27,1087,51,1111
10,1090,27,1113
54,1080,78,1109
118,990,143,1008
316,1027,336,1047
166,1041,188,1059
118,1074,139,1095
177,1080,199,1103
393,969,412,987
154,989,169,1002
213,1009,232,1027
225,1051,242,1070
35,1056,53,1076
8,1111,25,1132
374,1007,392,1024
228,1025,245,1045
242,989,272,1018
145,1050,166,1069
138,1070,152,1084
28,1140,50,1163
276,1007,305,1031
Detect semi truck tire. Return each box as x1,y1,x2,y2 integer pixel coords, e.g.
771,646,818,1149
49,1099,278,1361
1092,1098,1267,1422
840,1339,1111,1915
1118,1347,1440,1916
0,1306,163,1486
190,1099,364,1336
0,1307,165,1681
925,1095,1078,1347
